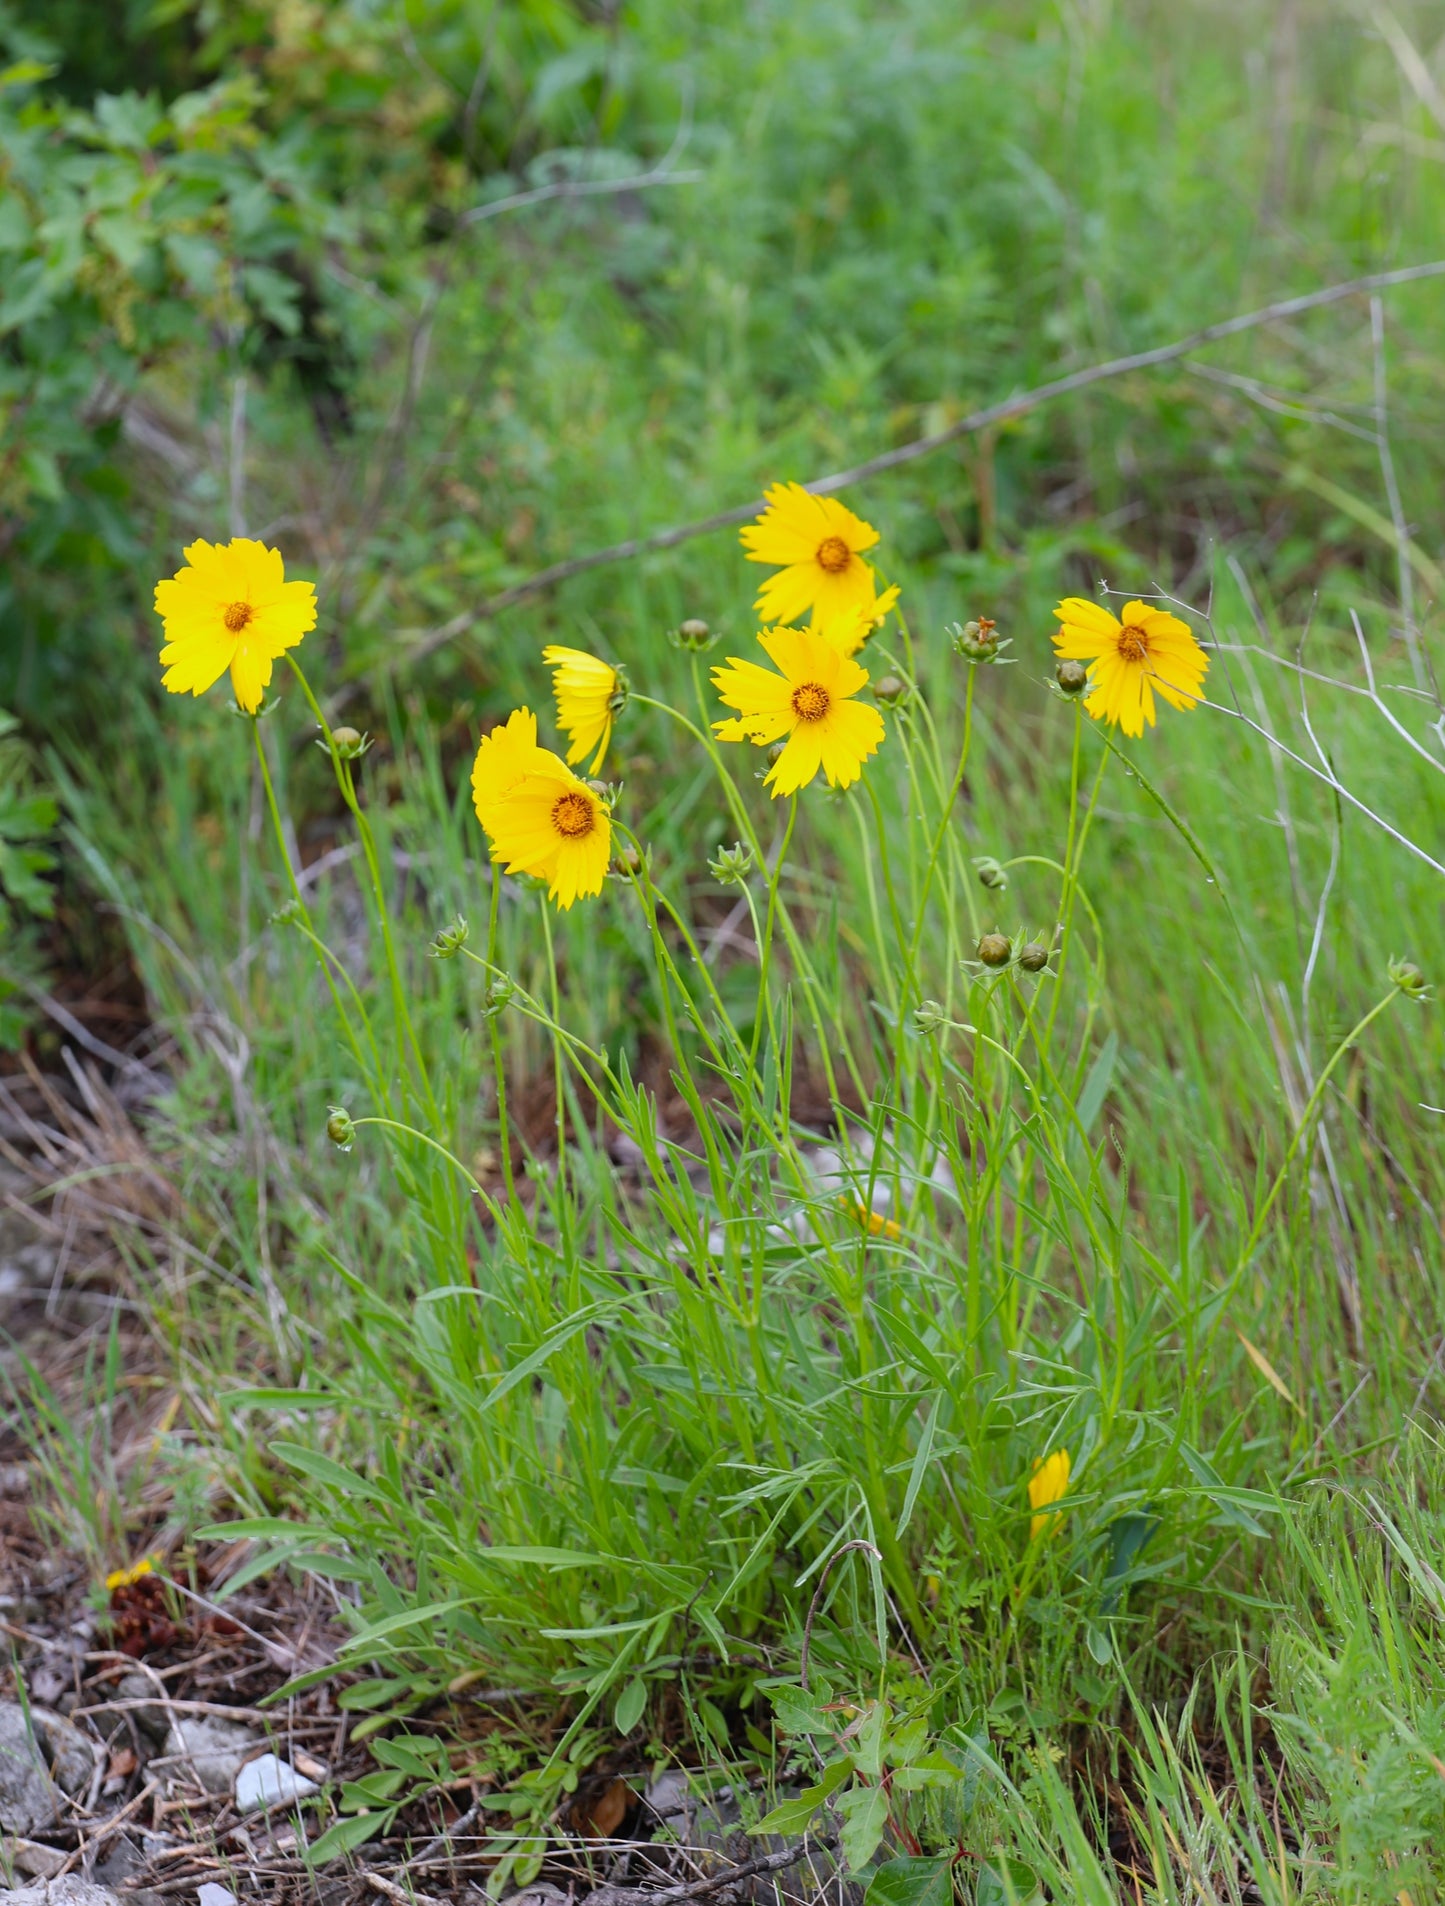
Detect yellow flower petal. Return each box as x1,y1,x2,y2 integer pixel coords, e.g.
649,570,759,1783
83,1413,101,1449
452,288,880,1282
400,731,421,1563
1028,1448,1070,1540
105,1556,156,1591
714,625,886,796
815,581,900,655
485,767,610,909
471,708,550,832
542,645,620,773
741,483,882,623
1055,598,1208,736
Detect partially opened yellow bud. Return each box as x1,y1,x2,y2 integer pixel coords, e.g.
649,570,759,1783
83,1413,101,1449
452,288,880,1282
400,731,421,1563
1028,1448,1071,1540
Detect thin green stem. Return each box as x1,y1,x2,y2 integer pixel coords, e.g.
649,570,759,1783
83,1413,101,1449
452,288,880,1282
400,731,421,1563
486,863,518,1207
750,798,797,1071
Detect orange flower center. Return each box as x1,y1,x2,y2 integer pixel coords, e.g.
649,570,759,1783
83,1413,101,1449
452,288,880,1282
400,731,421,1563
1116,623,1148,663
791,682,830,723
815,535,852,574
551,790,596,840
224,601,254,633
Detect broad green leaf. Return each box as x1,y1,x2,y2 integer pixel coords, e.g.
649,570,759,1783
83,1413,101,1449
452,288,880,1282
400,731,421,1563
838,1785,890,1873
975,1860,1043,1906
865,1854,954,1906
613,1675,647,1735
853,1700,888,1780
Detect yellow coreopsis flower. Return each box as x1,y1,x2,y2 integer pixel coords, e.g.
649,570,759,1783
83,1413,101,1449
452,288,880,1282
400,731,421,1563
542,645,622,773
740,482,881,626
1028,1447,1071,1541
712,626,885,798
154,539,317,714
1051,598,1208,739
105,1556,156,1592
814,580,902,657
473,716,611,910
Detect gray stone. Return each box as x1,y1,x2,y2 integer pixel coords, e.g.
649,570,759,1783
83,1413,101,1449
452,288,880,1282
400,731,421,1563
160,1716,256,1794
0,1704,60,1835
233,1751,316,1813
110,1673,168,1745
32,1710,96,1797
5,1884,121,1906
195,1888,237,1906
8,1840,67,1880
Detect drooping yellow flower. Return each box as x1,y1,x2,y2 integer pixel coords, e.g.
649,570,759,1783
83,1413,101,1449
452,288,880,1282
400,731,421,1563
474,727,611,910
1051,598,1208,739
740,483,881,626
105,1556,156,1592
542,645,622,773
712,626,885,798
814,580,902,657
1028,1448,1071,1541
154,539,316,714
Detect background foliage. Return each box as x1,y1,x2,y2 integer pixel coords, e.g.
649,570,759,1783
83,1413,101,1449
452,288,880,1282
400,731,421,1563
9,1,1445,1900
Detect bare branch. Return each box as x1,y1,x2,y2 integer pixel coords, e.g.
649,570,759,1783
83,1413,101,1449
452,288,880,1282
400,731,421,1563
405,255,1445,660
458,164,703,229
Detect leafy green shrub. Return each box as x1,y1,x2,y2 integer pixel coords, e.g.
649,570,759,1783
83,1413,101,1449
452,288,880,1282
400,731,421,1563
0,705,57,1043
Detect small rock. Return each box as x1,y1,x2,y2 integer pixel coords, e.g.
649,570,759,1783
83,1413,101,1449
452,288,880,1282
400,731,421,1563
33,1710,97,1796
196,1886,237,1906
161,1716,257,1794
5,1883,122,1906
10,1839,68,1880
234,1752,317,1813
0,1703,61,1835
110,1673,169,1745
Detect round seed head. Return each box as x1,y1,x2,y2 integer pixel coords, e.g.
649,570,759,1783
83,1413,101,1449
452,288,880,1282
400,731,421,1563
1019,941,1050,973
977,932,1012,968
1056,659,1089,697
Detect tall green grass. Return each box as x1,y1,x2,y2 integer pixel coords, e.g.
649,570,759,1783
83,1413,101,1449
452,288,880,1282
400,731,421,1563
21,0,1445,1897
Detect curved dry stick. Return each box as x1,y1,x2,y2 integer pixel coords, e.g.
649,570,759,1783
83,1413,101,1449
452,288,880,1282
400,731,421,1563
405,256,1445,661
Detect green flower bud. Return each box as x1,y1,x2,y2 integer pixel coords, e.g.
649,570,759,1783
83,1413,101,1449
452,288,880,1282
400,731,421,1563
670,618,714,651
482,975,515,1018
1390,957,1429,1000
269,897,305,928
323,725,372,761
950,617,1007,663
974,856,1008,892
708,841,756,886
326,1106,355,1151
1056,659,1089,697
912,1000,947,1035
429,914,470,959
612,844,644,878
1019,941,1050,973
976,932,1012,969
873,674,909,707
